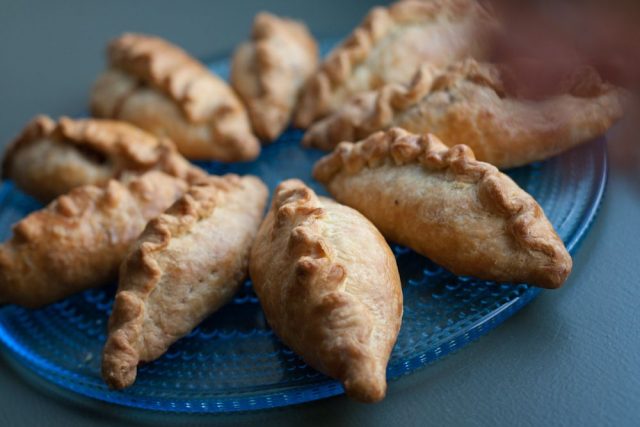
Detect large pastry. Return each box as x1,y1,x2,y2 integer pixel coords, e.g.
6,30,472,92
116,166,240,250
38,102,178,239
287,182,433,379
0,171,187,308
231,12,318,141
313,128,573,288
91,33,260,161
250,179,402,402
304,60,624,168
294,0,497,127
2,115,205,203
103,175,268,389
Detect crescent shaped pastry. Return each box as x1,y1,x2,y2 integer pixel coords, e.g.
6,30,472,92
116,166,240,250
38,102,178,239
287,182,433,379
250,179,402,403
102,174,268,389
1,115,206,203
303,60,624,168
0,171,187,308
293,0,497,127
91,33,260,162
313,128,572,289
231,12,318,141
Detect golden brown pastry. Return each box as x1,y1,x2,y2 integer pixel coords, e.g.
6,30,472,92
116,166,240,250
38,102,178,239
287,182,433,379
231,12,318,141
1,115,206,203
91,33,260,162
0,171,187,308
294,0,497,127
304,60,624,168
102,174,268,389
250,179,402,403
313,128,572,288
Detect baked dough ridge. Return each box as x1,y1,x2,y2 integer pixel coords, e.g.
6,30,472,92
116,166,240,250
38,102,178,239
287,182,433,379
256,179,395,402
107,33,228,124
231,12,318,140
313,127,571,287
0,171,187,308
102,175,261,389
2,115,204,184
294,0,496,127
303,59,624,158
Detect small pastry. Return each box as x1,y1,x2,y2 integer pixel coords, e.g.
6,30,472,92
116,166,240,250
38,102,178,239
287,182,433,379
250,179,402,403
1,115,206,203
102,174,268,389
304,60,624,168
313,128,573,288
294,0,497,127
231,12,318,141
0,171,187,308
91,33,260,162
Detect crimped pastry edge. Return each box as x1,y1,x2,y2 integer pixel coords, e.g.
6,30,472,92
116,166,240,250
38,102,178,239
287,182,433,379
312,127,570,284
294,0,495,126
102,174,251,389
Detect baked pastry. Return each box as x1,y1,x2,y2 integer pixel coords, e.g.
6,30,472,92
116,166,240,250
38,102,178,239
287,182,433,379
250,179,402,402
231,12,318,141
313,128,572,288
91,33,260,162
103,174,268,389
294,0,497,127
0,171,187,308
1,115,206,203
304,60,624,168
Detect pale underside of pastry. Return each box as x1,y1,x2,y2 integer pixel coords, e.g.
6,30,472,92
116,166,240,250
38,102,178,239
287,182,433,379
231,12,318,141
91,33,260,162
0,171,187,308
102,174,268,389
250,179,402,403
304,59,624,168
313,128,573,289
294,0,498,127
1,115,206,203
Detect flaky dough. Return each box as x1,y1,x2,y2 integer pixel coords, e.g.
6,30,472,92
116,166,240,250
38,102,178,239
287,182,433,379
0,171,187,308
2,115,205,203
91,33,260,161
304,60,624,168
314,128,572,288
103,175,268,389
232,12,318,141
294,0,497,127
250,179,402,403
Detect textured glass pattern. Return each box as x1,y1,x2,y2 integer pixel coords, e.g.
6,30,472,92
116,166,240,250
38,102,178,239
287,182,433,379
0,43,607,412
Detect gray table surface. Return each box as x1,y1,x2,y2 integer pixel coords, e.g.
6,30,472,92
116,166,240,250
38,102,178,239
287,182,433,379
1,1,639,426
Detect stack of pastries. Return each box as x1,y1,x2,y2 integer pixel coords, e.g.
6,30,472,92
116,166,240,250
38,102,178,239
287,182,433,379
0,0,623,403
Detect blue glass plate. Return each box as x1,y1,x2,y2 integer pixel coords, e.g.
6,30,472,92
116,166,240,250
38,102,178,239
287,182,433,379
0,43,607,413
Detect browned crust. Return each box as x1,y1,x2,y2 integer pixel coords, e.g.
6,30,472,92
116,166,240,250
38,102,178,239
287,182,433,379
1,115,55,179
0,171,187,308
102,174,253,389
294,0,496,127
232,12,318,140
2,116,205,186
251,12,318,105
303,59,624,166
254,180,392,402
107,33,229,124
313,127,571,288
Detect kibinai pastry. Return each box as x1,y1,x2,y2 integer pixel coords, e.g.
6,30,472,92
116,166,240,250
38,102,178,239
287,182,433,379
313,128,572,288
0,171,187,308
250,179,402,402
231,12,318,141
103,174,268,389
1,115,206,203
293,0,498,127
91,33,260,162
304,59,624,168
